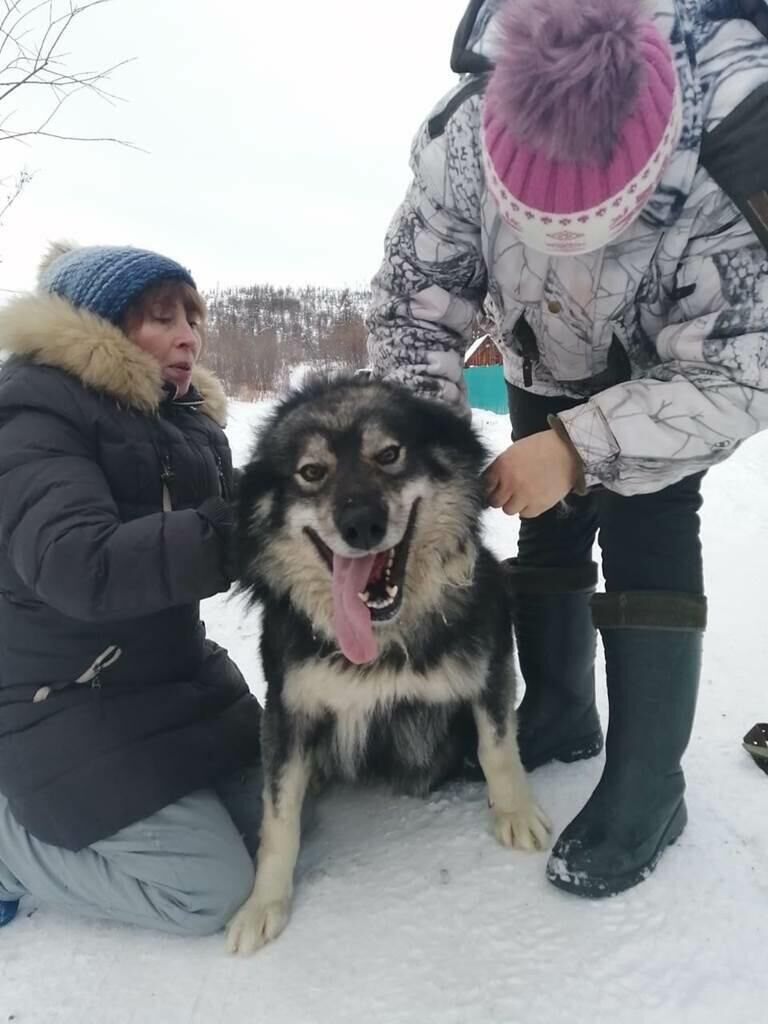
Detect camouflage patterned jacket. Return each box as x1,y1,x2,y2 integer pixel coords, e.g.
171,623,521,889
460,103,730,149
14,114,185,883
367,0,768,495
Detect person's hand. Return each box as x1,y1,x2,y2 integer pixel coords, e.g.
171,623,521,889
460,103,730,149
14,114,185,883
197,496,238,582
484,429,582,518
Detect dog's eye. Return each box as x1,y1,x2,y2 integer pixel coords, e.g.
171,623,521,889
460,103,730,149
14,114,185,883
375,445,402,467
298,463,327,484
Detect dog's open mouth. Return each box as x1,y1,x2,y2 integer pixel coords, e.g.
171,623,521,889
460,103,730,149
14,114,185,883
304,500,420,665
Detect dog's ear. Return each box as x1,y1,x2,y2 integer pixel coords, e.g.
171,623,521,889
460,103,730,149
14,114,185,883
234,459,282,587
410,399,490,475
232,459,280,598
237,459,277,508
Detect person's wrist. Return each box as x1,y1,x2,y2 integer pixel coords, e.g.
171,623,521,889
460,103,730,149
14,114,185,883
198,496,234,532
561,433,582,487
547,416,588,495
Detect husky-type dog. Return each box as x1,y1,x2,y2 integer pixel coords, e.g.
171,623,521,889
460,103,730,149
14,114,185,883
226,375,550,954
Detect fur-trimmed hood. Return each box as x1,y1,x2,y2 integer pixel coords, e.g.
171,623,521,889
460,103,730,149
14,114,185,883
0,291,227,426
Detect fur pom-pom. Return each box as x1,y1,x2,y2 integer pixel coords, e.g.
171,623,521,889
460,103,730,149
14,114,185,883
37,240,78,284
488,0,652,164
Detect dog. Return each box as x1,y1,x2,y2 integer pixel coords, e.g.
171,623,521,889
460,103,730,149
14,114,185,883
226,374,550,954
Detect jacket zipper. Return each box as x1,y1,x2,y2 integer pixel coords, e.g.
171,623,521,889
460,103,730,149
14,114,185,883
160,452,175,511
32,645,123,704
514,313,540,389
214,452,228,499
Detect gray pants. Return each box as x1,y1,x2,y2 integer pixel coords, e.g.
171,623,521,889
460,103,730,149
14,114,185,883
0,766,263,937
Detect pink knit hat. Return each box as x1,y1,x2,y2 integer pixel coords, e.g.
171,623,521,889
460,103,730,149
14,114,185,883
482,0,682,255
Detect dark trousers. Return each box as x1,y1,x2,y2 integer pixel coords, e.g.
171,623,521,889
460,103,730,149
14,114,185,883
507,386,705,595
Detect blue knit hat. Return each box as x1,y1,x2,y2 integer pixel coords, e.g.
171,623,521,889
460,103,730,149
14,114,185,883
38,243,196,326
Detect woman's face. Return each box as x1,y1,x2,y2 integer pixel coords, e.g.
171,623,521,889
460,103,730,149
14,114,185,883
124,284,203,397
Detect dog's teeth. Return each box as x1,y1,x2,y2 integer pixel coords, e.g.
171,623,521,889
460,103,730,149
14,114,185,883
358,591,370,602
365,590,399,610
387,550,395,567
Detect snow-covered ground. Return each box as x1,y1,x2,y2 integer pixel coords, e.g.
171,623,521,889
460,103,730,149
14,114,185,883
3,398,768,1024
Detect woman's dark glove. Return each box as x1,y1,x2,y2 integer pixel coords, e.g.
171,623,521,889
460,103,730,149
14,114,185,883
197,496,238,583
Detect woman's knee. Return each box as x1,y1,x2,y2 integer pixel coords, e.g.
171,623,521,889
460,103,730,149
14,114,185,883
130,791,257,937
169,838,255,937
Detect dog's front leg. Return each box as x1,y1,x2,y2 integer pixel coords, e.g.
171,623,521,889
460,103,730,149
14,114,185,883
472,702,551,852
226,728,310,955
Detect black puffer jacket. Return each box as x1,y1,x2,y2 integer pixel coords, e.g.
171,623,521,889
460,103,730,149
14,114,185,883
0,290,262,850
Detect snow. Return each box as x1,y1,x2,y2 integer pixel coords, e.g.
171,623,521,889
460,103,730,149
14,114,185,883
3,398,768,1024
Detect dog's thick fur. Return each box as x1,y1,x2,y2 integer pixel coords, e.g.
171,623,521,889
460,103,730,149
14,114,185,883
227,375,549,954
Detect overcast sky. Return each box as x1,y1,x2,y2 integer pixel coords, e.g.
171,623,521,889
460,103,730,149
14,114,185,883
0,0,469,297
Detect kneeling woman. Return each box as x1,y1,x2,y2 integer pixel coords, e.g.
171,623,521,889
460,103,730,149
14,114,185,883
0,243,262,935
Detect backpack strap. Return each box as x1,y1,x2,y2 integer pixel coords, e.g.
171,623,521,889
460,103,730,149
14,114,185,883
735,1,768,39
451,0,494,74
427,75,489,140
700,82,768,253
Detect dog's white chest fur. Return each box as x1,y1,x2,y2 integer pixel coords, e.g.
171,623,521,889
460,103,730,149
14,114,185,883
283,654,486,778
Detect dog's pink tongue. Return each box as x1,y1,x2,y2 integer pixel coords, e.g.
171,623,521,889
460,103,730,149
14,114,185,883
332,553,378,665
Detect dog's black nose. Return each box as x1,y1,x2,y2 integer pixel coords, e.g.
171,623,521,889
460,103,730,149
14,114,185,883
337,501,388,550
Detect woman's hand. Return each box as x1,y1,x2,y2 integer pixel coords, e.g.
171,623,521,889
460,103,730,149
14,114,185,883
197,497,238,583
484,429,582,518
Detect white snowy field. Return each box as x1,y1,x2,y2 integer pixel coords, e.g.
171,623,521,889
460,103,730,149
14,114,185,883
2,397,768,1024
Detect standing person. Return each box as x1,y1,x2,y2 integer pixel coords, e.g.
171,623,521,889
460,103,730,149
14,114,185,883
367,0,768,896
0,243,263,934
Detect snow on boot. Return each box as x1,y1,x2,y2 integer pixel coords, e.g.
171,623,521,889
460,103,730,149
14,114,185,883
547,591,706,898
505,560,603,771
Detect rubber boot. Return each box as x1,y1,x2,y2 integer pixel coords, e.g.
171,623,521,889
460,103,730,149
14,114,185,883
547,590,706,898
506,560,603,772
0,899,19,927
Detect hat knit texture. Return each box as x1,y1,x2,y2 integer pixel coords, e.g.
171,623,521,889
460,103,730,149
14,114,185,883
481,0,681,253
38,244,196,325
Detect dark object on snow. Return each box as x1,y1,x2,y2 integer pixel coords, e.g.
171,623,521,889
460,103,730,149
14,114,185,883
743,724,768,775
0,899,19,928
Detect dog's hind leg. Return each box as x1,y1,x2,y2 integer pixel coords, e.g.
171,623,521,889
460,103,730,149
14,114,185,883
472,699,551,853
385,703,460,797
226,717,311,955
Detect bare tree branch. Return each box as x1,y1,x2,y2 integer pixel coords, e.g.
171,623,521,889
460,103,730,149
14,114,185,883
0,0,131,147
1,63,142,150
0,57,132,100
0,166,32,223
0,0,132,264
2,126,140,148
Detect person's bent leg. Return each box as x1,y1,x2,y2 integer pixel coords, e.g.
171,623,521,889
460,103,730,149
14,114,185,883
0,788,255,936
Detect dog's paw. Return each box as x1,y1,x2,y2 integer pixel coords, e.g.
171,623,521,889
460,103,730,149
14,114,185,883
493,802,551,852
225,898,291,955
